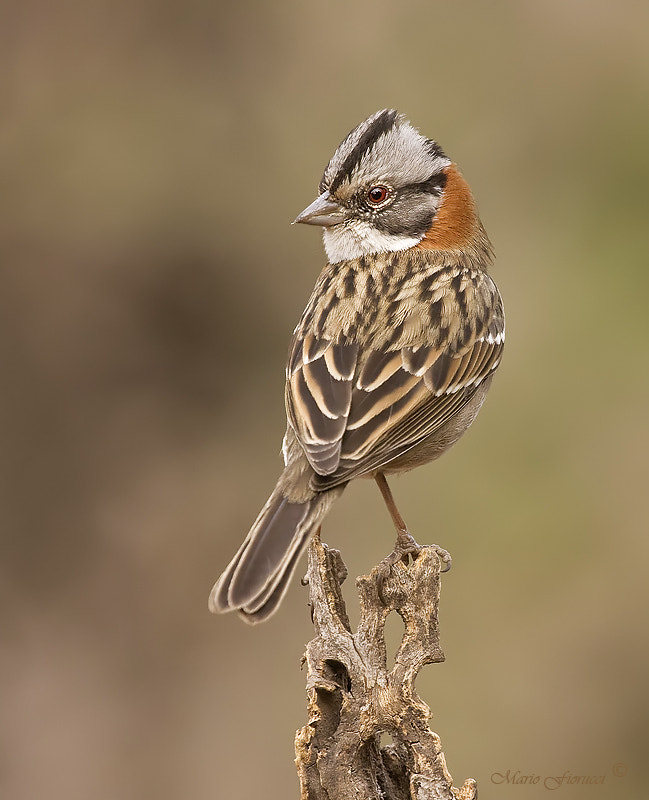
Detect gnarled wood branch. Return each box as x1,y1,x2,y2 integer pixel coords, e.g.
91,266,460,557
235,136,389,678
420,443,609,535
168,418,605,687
295,531,476,800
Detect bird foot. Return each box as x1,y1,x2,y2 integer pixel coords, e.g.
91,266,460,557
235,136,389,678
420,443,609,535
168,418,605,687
384,532,452,572
430,543,452,573
377,535,452,606
392,530,422,565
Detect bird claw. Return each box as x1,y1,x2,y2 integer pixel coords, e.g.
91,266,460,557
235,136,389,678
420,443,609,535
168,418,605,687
376,531,419,603
393,529,422,564
377,536,452,606
431,543,452,572
382,534,451,576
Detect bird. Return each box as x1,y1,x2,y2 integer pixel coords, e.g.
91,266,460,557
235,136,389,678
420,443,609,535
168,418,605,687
210,109,505,623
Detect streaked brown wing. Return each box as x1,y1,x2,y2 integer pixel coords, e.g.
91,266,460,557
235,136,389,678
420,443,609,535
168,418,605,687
286,262,504,483
286,335,359,475
311,326,503,490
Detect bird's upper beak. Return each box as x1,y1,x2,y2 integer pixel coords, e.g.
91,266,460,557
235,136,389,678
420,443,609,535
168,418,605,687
293,191,345,227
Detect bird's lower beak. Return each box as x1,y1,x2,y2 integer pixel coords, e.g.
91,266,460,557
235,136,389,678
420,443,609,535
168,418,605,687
293,191,345,227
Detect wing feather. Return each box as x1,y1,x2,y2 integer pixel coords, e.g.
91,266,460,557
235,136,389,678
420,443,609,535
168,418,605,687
348,366,419,429
302,355,352,419
357,349,403,390
286,339,359,475
325,342,357,380
342,380,430,460
285,257,504,486
302,331,330,363
312,388,477,489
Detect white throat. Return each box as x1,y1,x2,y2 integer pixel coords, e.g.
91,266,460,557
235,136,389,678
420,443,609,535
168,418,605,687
322,220,421,264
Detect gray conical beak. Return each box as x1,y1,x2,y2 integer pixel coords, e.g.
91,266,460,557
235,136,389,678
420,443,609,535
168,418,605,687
293,191,345,227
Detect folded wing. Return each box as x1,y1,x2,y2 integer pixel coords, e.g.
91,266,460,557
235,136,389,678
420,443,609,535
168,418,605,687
286,268,504,487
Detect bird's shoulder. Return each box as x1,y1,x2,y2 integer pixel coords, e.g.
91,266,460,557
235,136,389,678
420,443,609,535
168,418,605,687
284,248,504,478
290,249,501,358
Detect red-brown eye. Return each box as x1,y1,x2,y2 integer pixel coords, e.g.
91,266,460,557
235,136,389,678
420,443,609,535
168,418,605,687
367,185,389,205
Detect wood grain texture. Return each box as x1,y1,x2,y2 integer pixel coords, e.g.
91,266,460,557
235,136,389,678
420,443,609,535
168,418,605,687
295,532,477,800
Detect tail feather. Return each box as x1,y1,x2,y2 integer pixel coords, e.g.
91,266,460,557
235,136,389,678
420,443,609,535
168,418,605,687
238,512,309,615
238,528,313,623
209,482,343,623
228,493,310,608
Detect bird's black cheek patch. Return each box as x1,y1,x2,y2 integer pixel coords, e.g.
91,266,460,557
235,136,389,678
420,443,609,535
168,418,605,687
374,194,440,238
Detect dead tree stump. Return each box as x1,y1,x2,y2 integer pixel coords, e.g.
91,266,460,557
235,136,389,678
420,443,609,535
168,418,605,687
295,531,477,800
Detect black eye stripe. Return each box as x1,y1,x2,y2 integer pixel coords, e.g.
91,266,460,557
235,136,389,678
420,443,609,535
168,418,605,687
356,173,447,211
368,181,446,237
408,172,448,196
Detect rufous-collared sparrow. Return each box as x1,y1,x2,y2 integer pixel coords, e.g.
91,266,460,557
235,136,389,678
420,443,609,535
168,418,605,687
210,109,505,623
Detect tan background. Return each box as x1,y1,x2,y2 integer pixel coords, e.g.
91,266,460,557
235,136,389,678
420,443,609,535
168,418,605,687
2,1,648,798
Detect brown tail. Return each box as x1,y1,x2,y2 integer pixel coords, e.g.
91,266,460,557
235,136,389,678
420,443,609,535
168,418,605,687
209,482,343,623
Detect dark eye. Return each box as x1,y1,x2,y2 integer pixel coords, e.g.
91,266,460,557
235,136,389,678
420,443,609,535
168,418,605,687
366,185,390,206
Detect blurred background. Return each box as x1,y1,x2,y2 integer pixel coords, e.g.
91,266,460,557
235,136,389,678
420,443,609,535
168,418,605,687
2,1,648,798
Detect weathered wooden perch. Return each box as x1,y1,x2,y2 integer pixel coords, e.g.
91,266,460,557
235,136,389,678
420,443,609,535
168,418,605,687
295,531,477,800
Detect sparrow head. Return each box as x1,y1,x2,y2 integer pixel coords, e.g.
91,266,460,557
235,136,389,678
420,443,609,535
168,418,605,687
294,109,481,264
